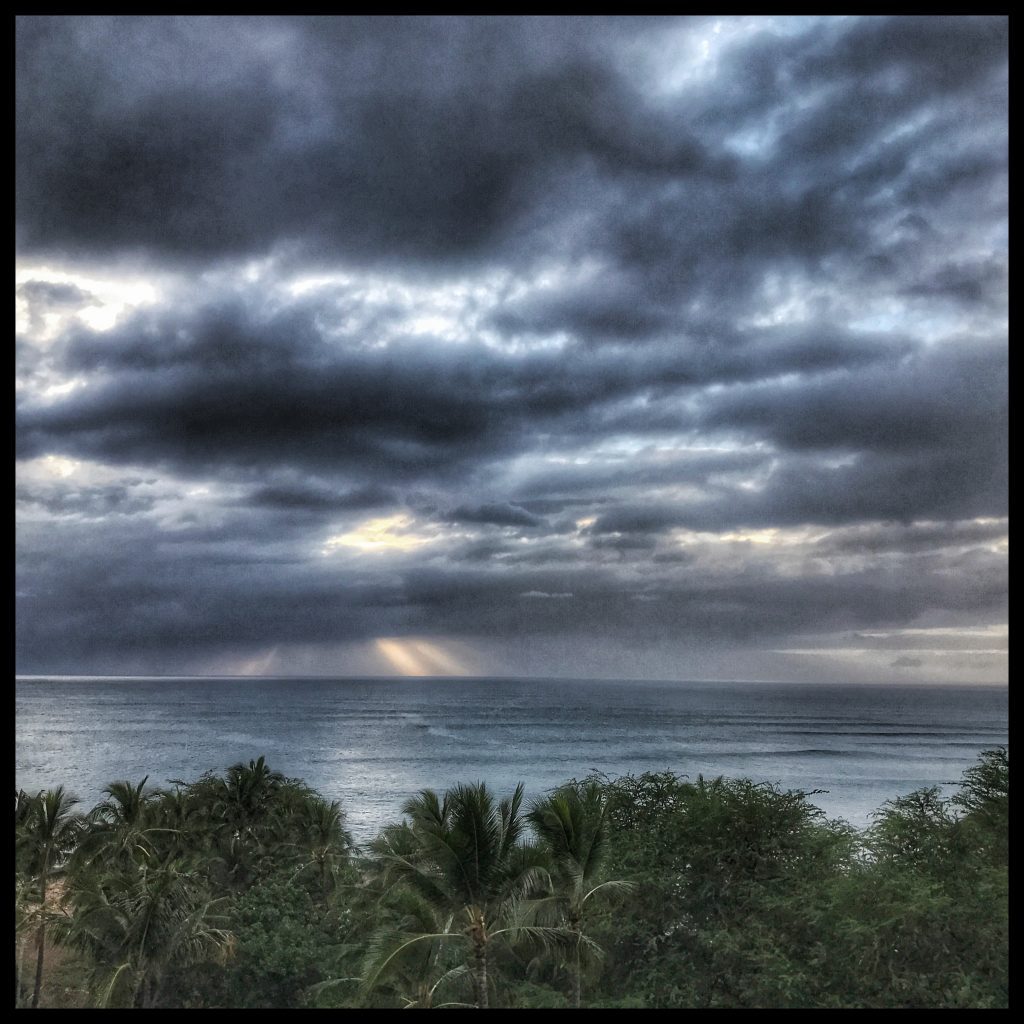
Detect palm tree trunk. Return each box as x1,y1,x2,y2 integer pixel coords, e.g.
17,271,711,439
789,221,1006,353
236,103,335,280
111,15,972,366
132,969,145,1009
568,911,583,1010
473,940,488,1009
16,933,25,1008
31,870,48,1009
573,930,582,1010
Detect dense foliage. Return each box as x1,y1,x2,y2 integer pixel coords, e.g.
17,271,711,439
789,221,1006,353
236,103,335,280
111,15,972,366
14,749,1008,1009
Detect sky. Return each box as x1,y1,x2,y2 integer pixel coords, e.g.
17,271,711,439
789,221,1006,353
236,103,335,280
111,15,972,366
15,16,1007,682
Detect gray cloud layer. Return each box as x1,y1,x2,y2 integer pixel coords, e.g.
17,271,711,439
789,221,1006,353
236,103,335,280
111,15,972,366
15,16,1007,679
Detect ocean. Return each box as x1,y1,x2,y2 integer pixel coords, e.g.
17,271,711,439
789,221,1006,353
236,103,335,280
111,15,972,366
15,677,1008,843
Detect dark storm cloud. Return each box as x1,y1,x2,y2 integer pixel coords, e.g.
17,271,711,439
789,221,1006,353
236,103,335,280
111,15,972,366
16,501,1008,668
392,558,1007,644
517,498,610,515
18,280,94,308
16,481,156,519
245,483,397,513
15,16,1007,676
17,16,1005,287
579,17,1007,320
588,534,658,553
584,444,1005,536
15,336,47,381
891,657,923,669
902,258,1007,308
652,551,693,565
444,503,545,529
15,16,726,267
689,16,1006,169
18,298,926,486
17,281,98,345
819,520,1007,556
699,339,1006,456
587,506,686,536
20,305,510,478
15,522,402,665
457,543,588,567
576,334,1008,533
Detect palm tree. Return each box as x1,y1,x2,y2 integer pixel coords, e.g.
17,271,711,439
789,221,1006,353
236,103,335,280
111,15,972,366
15,789,37,867
368,782,561,1008
287,795,354,899
78,778,163,871
356,887,470,1008
16,787,82,1008
174,756,290,889
222,755,286,826
215,756,289,882
63,859,231,1008
15,789,38,1007
148,785,202,862
528,781,632,1008
15,872,34,1008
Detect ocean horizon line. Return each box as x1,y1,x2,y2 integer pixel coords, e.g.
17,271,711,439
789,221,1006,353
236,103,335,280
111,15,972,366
15,673,1008,688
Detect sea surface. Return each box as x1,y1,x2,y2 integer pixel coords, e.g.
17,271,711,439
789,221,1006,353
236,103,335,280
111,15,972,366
15,677,1008,843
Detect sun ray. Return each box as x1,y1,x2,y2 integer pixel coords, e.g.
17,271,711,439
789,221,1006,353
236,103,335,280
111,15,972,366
375,638,430,676
409,641,468,676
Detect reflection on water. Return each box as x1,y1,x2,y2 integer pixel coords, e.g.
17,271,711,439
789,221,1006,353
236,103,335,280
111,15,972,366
15,677,1008,843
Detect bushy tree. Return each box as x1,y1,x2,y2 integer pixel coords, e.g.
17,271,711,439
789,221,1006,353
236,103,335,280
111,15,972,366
13,750,1007,1009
